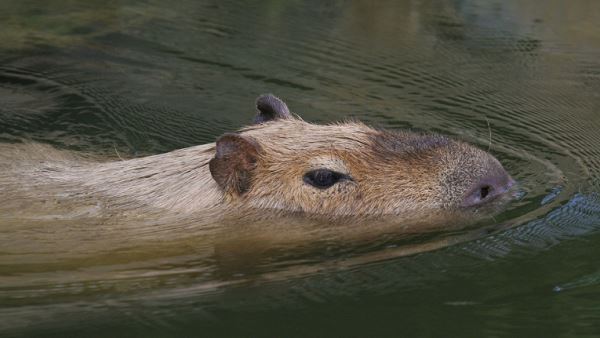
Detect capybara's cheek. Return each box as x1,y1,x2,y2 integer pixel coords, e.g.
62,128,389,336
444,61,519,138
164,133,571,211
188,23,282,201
295,181,361,214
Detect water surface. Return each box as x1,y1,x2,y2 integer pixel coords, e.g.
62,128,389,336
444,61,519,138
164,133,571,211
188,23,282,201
1,0,600,336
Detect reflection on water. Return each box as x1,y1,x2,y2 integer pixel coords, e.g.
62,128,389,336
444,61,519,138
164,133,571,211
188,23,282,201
1,0,600,336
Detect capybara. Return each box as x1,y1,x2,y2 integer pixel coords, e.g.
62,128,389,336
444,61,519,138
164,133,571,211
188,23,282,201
0,94,514,223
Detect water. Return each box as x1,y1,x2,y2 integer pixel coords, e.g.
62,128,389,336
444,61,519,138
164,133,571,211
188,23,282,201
1,0,600,336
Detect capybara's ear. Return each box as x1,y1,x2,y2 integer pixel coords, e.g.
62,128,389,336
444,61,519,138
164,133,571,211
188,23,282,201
209,133,261,195
253,94,292,124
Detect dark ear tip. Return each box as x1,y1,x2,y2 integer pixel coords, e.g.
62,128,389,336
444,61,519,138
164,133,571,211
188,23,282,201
255,93,286,112
254,93,291,124
256,93,278,105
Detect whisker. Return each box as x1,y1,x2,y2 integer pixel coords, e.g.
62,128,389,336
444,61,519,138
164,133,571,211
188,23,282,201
485,117,492,152
114,144,125,161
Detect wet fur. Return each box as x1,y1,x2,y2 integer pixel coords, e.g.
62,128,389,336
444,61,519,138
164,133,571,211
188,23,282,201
0,118,506,221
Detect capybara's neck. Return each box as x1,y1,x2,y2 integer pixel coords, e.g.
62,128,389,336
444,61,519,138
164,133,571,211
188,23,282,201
82,144,224,213
0,143,226,218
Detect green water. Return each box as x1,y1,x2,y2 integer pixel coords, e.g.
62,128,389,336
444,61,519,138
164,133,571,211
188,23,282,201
1,0,600,336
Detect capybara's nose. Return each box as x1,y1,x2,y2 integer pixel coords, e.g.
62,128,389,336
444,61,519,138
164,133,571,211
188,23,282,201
461,171,515,208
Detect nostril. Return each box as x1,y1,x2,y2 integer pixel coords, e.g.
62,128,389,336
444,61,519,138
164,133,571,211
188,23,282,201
461,176,514,208
480,185,491,199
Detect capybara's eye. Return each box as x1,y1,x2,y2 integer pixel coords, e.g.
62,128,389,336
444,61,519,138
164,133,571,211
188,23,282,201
303,169,349,189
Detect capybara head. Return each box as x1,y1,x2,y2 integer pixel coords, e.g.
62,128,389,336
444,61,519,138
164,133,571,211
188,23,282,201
209,94,514,218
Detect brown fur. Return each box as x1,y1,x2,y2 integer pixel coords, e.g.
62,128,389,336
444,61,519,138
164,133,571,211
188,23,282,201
233,119,510,217
0,96,512,223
